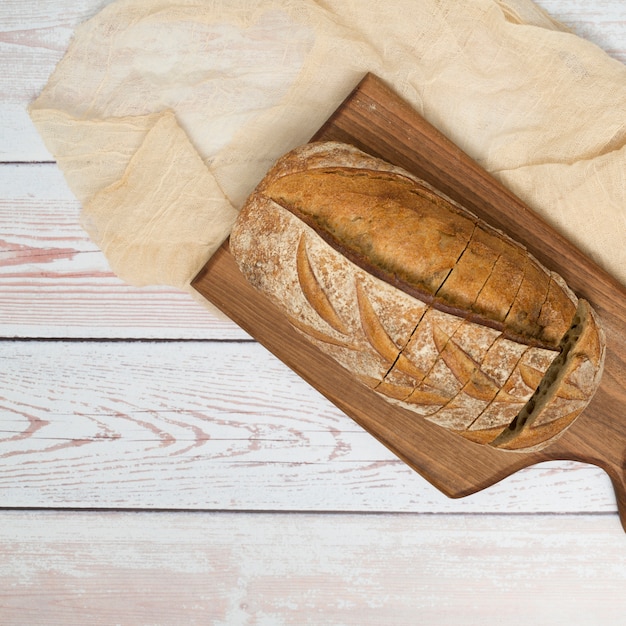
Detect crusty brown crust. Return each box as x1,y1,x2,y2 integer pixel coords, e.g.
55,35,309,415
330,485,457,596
230,141,605,452
257,142,577,350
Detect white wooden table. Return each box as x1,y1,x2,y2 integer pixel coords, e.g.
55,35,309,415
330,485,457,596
2,1,626,624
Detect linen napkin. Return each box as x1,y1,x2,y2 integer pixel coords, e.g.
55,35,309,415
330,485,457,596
30,0,626,297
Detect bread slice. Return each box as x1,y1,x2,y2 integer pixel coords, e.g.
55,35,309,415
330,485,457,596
489,299,605,451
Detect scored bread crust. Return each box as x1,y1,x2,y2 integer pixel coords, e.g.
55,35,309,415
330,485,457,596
258,142,578,350
230,142,605,452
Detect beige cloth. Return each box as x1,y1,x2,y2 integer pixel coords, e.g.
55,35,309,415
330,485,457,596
30,0,626,299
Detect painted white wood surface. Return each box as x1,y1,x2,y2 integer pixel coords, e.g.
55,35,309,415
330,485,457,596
2,511,625,626
0,163,246,339
1,1,626,624
1,339,616,512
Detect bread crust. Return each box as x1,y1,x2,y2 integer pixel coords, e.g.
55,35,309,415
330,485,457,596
230,142,605,452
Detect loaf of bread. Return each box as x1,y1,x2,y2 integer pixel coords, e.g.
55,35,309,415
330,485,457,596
229,142,605,452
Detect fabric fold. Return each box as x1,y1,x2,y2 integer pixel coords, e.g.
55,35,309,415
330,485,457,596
81,110,238,289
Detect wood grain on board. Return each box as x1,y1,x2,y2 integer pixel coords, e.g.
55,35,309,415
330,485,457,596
192,73,626,531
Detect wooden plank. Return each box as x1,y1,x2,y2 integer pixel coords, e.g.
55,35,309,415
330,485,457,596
538,0,626,64
0,339,616,512
0,0,106,161
0,164,246,339
193,74,626,528
1,511,625,625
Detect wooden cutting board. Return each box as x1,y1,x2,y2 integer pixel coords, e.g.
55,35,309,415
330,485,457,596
192,73,626,531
